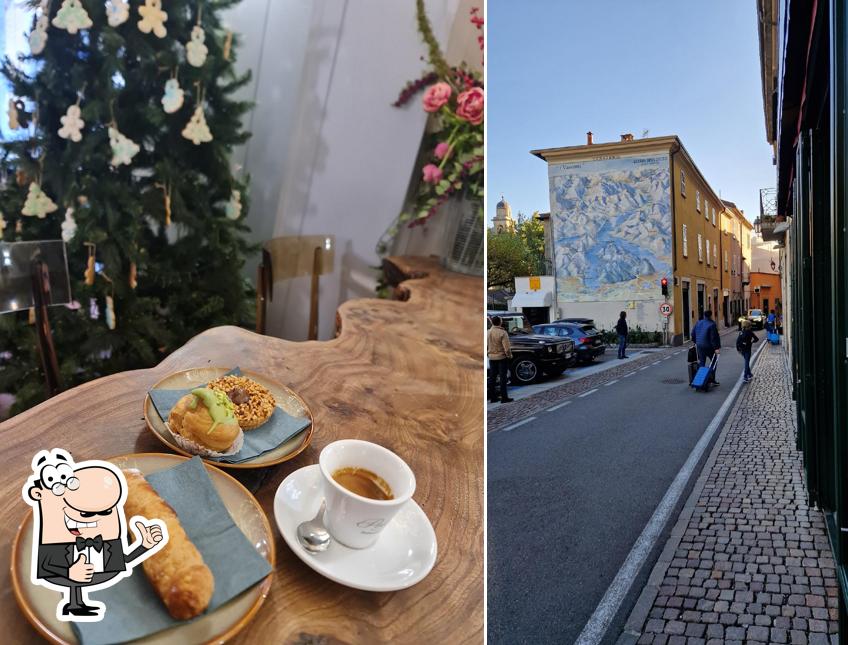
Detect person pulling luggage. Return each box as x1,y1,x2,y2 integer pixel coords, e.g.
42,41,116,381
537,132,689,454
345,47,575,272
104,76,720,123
691,310,721,385
736,319,759,383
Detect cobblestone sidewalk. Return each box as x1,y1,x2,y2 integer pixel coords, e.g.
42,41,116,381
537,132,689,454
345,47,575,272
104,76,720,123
621,343,839,645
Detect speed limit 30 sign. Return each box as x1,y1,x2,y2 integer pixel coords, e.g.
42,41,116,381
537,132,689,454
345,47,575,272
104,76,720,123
659,302,673,317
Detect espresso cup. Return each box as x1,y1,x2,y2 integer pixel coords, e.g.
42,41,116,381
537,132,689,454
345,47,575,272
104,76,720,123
318,439,416,549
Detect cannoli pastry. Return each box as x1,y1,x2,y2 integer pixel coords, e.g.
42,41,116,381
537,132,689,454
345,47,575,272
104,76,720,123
168,387,243,457
123,469,214,620
207,375,276,430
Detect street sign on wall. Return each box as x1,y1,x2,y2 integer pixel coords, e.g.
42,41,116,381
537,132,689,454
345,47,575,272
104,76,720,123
659,302,673,317
529,276,541,291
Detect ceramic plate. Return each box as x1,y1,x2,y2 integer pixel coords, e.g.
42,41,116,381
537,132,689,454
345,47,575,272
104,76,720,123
143,367,314,469
274,465,437,592
11,453,275,645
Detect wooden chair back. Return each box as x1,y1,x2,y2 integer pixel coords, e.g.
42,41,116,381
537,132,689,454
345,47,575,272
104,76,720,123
256,235,335,339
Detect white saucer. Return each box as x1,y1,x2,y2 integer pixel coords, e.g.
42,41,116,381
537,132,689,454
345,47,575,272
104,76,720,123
274,465,437,592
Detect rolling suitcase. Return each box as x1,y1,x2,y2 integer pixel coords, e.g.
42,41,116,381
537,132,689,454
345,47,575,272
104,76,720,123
691,354,718,391
768,332,780,345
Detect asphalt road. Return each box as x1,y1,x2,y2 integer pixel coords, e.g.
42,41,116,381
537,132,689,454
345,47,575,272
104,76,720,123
487,337,748,644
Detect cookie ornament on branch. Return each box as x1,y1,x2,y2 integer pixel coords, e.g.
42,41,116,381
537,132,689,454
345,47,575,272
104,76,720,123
161,77,184,113
109,125,140,167
52,0,93,34
22,183,58,219
225,190,242,220
106,0,130,27
182,88,212,145
29,3,49,55
186,26,208,67
138,0,168,38
61,207,77,242
58,103,85,142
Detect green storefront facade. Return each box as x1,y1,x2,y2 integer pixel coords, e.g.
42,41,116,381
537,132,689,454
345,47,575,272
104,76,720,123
760,0,848,633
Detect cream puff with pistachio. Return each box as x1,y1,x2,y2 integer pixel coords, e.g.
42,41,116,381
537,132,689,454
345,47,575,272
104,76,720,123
168,387,244,456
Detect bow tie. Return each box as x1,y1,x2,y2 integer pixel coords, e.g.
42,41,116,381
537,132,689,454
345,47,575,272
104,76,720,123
75,536,103,552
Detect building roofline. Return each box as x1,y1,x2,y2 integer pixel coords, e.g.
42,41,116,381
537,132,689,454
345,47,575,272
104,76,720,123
530,134,724,209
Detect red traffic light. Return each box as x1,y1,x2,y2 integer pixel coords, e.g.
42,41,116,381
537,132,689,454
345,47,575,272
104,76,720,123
661,278,668,287
661,277,669,297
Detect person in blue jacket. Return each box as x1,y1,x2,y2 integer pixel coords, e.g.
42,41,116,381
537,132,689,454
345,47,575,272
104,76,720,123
766,309,776,333
691,310,721,385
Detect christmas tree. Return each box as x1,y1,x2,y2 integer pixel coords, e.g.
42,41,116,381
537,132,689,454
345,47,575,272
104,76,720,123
0,0,255,415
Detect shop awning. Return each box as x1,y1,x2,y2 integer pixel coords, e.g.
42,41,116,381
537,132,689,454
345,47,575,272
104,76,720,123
511,291,552,308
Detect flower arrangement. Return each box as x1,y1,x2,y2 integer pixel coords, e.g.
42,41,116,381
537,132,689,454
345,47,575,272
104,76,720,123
377,1,483,255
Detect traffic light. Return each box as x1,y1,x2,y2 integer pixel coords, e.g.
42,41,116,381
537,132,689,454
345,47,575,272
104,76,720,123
661,277,669,297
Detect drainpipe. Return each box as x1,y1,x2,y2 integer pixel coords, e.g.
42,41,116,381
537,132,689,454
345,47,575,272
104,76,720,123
669,141,681,339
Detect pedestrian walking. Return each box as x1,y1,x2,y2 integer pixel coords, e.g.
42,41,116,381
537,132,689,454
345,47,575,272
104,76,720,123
615,311,629,359
736,319,759,382
691,309,721,385
488,316,514,403
766,309,777,333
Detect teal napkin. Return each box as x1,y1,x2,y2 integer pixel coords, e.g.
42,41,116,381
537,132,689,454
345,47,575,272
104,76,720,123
71,457,273,645
148,367,311,463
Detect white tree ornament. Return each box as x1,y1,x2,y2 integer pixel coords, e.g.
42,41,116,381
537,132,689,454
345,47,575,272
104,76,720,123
106,0,130,27
225,190,242,220
186,25,208,67
161,78,184,113
58,104,85,142
29,16,49,55
181,105,212,145
53,0,93,34
22,183,59,218
109,126,140,166
61,207,77,242
138,0,168,38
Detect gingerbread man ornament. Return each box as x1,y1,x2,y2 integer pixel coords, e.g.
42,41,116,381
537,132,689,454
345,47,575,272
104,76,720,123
138,0,168,39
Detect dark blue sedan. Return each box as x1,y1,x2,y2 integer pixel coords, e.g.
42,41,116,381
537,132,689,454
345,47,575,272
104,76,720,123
532,322,606,363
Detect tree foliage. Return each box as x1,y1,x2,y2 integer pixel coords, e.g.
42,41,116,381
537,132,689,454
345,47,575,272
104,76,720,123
0,0,255,416
487,215,547,288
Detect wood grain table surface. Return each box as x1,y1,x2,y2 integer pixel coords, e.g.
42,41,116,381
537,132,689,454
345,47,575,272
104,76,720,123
0,256,483,644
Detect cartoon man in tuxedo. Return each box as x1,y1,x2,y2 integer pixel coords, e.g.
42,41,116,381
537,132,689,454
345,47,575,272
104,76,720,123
22,449,168,621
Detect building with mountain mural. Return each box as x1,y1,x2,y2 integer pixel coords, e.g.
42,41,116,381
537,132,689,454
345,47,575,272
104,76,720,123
532,134,749,344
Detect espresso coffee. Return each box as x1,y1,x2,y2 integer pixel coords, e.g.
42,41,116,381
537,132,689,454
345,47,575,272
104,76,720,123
332,467,394,500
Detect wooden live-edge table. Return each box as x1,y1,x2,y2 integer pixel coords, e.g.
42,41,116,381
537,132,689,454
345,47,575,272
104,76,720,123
0,256,483,644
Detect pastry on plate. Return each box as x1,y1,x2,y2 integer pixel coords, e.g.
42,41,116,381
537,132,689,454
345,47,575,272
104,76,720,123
208,375,276,430
168,387,243,457
123,469,215,620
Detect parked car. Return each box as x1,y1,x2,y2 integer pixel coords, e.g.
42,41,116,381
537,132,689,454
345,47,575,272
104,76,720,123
745,309,765,330
554,317,596,327
533,322,606,363
486,311,576,384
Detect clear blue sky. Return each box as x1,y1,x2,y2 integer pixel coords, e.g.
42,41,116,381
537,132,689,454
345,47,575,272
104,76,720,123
487,0,773,226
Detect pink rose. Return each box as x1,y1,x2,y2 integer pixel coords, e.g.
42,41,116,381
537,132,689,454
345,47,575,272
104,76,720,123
456,87,484,125
422,164,443,183
422,82,452,113
434,142,451,159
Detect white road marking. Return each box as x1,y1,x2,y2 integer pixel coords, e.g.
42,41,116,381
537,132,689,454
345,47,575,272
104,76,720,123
623,372,635,378
663,356,671,361
639,366,649,371
652,361,661,366
546,401,572,412
501,417,536,432
604,379,619,387
578,388,598,398
574,341,768,645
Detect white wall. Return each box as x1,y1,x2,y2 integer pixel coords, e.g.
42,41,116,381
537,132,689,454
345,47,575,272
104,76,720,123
238,0,462,340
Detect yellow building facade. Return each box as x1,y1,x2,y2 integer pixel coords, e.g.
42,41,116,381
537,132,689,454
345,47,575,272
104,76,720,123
670,149,723,340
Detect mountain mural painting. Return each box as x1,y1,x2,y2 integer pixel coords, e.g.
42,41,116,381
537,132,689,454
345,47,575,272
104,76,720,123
548,153,672,303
